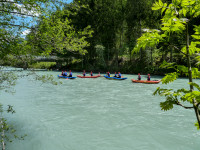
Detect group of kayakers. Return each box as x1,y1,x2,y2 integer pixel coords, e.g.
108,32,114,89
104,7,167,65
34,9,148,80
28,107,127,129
137,73,150,81
82,70,94,76
61,70,96,77
61,70,151,80
61,70,73,77
107,72,122,78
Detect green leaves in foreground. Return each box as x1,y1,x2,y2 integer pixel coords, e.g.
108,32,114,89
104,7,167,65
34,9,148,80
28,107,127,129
195,122,200,130
153,87,193,111
161,72,178,84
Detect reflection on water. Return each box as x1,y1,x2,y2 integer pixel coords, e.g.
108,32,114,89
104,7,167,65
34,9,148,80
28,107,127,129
1,71,199,150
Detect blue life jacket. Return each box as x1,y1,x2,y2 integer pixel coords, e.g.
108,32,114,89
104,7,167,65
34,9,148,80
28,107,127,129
118,73,121,78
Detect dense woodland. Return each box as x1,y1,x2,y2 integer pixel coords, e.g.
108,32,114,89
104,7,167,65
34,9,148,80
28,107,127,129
2,0,200,75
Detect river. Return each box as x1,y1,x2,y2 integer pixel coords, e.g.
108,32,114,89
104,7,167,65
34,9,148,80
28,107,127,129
1,70,199,150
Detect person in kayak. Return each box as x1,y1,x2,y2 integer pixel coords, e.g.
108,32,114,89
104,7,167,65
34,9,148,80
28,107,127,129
63,71,68,76
147,74,151,81
118,72,121,78
83,70,86,76
113,72,117,77
61,71,64,76
90,71,93,76
107,72,110,77
68,70,72,77
138,73,141,80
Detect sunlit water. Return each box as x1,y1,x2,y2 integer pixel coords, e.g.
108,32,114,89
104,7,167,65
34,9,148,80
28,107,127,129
1,70,200,150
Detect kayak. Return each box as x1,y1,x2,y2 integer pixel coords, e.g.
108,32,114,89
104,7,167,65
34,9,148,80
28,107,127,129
131,79,161,84
104,75,127,80
57,75,76,79
77,75,101,78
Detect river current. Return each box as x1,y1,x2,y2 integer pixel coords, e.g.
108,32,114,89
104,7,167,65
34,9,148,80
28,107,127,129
1,70,199,150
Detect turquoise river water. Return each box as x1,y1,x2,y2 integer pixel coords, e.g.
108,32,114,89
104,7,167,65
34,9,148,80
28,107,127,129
1,70,200,150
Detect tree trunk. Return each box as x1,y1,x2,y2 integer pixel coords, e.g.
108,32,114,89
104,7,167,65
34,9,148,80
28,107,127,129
151,48,153,66
186,24,200,127
170,47,173,62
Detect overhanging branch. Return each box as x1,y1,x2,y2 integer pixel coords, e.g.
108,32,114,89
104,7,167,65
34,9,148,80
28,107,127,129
170,44,187,56
0,10,37,17
176,101,193,109
0,22,33,29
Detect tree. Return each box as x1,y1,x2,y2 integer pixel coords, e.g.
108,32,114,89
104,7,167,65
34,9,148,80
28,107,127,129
0,0,73,148
133,0,200,129
25,7,93,69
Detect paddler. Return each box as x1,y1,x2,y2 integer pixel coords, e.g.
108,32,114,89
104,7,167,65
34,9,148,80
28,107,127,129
90,71,93,76
118,72,121,78
83,70,86,76
68,70,72,77
138,73,141,80
147,74,151,81
113,72,117,77
63,71,67,76
107,72,110,77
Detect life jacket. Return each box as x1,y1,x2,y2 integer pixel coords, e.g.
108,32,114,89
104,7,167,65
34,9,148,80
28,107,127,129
69,72,72,77
118,73,121,78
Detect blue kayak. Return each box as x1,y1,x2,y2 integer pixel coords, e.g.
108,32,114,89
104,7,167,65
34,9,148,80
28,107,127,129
57,75,76,79
104,75,127,80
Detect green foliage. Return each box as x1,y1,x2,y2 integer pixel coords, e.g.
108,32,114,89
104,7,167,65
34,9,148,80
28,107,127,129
195,122,200,130
134,0,200,129
132,30,162,54
0,105,27,146
0,67,17,93
30,62,56,69
161,72,178,84
27,10,93,57
95,44,106,68
35,74,62,85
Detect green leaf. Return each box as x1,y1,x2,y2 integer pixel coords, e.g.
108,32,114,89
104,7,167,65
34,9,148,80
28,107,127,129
189,82,200,91
152,0,163,10
160,97,175,111
195,122,200,130
161,72,178,84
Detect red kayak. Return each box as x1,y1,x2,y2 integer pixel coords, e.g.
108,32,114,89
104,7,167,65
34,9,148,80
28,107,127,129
77,75,101,78
131,79,161,84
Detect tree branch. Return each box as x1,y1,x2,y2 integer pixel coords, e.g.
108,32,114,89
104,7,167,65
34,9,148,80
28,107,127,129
175,101,193,109
0,22,32,29
0,10,37,17
197,103,200,108
0,1,21,4
170,45,188,56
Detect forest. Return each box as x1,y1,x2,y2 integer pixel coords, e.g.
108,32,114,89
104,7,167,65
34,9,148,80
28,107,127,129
2,0,199,75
